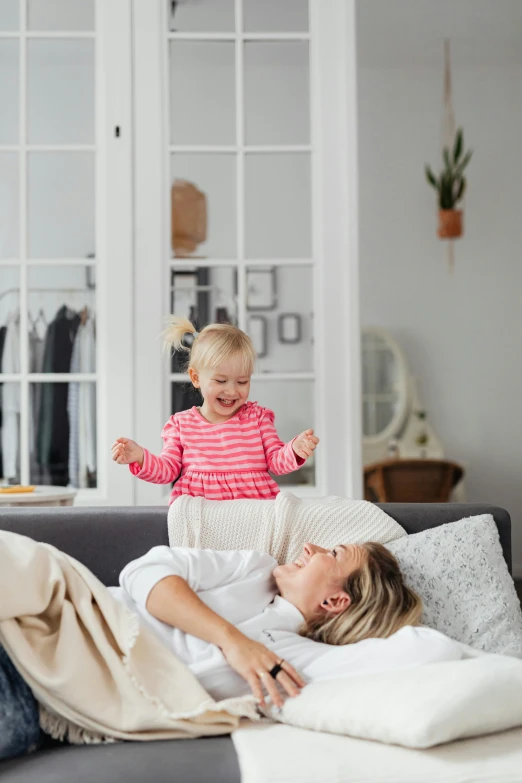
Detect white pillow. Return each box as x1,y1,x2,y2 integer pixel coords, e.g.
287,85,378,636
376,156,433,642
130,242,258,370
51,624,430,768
386,514,522,656
275,654,522,748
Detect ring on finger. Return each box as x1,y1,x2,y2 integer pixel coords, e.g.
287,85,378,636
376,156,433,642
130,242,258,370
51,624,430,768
257,671,267,680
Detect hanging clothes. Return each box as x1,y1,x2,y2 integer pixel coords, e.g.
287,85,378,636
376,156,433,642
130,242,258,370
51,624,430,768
37,306,80,486
1,315,20,481
171,304,202,415
68,313,96,489
28,320,46,480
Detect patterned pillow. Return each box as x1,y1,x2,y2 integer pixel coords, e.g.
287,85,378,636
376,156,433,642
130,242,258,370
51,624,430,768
387,515,522,656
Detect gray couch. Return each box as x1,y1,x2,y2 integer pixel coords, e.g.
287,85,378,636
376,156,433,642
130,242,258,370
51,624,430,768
0,503,512,783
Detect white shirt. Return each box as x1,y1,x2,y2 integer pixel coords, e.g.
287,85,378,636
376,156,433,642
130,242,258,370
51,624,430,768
109,547,464,702
2,316,20,480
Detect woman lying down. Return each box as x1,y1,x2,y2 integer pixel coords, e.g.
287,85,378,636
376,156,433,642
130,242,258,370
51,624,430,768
0,539,463,761
109,541,462,707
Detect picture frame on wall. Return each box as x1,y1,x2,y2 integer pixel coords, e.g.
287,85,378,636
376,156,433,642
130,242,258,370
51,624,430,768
248,314,268,358
246,267,277,311
278,313,302,344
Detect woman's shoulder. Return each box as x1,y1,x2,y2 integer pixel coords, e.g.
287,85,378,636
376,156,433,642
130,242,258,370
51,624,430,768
238,401,275,424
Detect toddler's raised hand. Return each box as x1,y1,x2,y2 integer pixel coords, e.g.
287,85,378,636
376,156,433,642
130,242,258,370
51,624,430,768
112,437,144,467
292,429,319,460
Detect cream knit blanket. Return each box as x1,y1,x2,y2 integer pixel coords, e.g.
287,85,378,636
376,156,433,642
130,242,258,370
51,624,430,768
168,492,406,563
0,530,258,745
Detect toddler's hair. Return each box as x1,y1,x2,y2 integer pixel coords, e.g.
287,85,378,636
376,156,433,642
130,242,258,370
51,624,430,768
164,315,256,376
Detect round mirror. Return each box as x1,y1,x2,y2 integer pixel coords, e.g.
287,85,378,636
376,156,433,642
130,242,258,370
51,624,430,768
361,327,409,444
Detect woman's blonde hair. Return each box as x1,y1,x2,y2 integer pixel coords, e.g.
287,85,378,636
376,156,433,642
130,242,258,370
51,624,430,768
164,315,256,376
300,542,422,646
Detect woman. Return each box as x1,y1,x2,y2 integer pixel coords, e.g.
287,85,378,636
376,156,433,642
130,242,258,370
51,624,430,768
1,540,460,761
111,540,444,708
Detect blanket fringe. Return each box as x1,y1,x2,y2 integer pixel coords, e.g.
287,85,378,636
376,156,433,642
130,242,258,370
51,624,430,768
41,608,257,746
39,705,116,746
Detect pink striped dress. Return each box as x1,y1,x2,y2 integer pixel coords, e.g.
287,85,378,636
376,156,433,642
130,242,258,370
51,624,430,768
129,401,304,502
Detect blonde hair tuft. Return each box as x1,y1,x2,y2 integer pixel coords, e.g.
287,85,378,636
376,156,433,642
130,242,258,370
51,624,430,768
164,316,256,377
163,315,197,353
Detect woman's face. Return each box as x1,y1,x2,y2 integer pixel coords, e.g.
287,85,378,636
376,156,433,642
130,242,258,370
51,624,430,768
273,543,367,621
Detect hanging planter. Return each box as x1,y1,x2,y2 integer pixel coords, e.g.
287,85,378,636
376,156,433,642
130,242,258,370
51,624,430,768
438,208,462,239
425,127,472,241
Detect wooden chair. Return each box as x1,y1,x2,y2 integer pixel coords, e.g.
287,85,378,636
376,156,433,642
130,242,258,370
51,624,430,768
364,459,464,503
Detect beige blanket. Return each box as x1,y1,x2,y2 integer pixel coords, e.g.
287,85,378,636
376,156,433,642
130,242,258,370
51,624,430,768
0,530,258,744
168,491,405,563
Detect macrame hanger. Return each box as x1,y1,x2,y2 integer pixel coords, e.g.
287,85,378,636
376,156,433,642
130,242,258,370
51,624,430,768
442,39,455,272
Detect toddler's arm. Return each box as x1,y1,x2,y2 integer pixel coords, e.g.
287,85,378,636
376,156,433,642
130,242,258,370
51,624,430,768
117,417,182,485
259,409,306,476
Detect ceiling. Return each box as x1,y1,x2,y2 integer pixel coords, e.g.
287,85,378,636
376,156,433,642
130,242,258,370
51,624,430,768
356,0,522,67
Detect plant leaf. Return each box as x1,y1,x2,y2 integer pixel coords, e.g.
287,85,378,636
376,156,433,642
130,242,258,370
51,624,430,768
440,174,454,208
443,147,452,170
455,150,472,176
455,177,466,203
425,165,438,189
453,129,463,163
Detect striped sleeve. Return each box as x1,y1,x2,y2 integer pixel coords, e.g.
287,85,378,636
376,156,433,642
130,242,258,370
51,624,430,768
258,408,305,476
129,416,183,485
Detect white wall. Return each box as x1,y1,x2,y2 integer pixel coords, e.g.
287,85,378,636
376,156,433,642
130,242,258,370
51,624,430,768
357,53,522,568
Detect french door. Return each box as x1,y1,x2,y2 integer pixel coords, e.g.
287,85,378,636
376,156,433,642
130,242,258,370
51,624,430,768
0,0,134,505
132,0,362,505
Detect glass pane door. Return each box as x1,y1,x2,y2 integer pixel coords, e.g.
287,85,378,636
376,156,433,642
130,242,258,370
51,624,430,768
165,0,316,495
0,1,97,491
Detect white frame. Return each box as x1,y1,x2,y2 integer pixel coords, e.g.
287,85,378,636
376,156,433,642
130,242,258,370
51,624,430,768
361,326,409,447
0,0,135,505
132,0,362,502
246,267,276,311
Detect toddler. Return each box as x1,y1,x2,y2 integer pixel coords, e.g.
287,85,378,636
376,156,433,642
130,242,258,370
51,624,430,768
112,317,319,502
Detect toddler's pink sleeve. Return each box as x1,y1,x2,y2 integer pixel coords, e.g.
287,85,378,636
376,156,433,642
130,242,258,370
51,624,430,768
129,417,183,485
258,408,305,476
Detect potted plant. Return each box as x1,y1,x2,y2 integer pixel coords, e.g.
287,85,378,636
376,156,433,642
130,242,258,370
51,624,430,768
425,128,472,239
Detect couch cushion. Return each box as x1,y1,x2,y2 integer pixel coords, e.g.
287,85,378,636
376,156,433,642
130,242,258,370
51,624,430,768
0,503,512,586
387,514,522,655
0,736,240,783
0,507,170,585
273,654,522,749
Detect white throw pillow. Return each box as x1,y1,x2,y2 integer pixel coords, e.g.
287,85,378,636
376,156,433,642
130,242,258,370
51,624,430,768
387,514,522,656
275,654,522,749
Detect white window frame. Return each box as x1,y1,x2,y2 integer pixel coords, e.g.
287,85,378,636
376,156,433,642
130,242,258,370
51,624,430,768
0,0,135,506
132,0,362,505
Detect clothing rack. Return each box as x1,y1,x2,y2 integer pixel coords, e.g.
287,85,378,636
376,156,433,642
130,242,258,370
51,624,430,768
0,286,96,303
170,285,237,312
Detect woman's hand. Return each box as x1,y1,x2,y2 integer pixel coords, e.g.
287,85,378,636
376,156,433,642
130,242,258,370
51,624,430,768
111,438,144,467
220,629,305,708
293,429,319,460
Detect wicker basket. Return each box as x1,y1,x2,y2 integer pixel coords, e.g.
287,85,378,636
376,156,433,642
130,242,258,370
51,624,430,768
171,179,207,256
437,209,463,239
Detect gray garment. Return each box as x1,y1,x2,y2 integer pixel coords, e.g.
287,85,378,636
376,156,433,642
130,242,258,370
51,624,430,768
29,328,45,477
